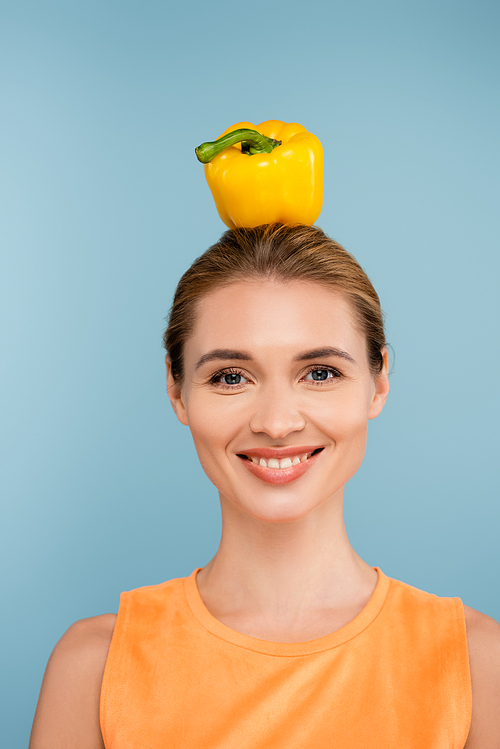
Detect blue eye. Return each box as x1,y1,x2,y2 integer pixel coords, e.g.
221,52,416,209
311,369,329,381
222,373,243,385
209,369,250,388
304,368,339,382
311,369,329,380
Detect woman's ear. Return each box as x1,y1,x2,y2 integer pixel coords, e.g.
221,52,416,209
368,347,390,420
165,355,189,426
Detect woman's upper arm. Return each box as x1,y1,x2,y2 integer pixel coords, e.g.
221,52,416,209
29,613,116,749
464,605,500,749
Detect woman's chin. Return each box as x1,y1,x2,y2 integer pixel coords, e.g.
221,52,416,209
220,489,338,525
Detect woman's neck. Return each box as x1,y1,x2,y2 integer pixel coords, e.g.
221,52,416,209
195,490,377,642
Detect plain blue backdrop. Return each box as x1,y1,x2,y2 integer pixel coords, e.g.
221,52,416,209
1,0,499,744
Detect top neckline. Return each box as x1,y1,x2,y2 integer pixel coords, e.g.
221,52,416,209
183,567,391,656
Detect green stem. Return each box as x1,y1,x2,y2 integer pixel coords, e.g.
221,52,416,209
195,129,281,163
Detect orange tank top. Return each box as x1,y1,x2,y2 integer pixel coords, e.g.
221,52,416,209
100,568,471,748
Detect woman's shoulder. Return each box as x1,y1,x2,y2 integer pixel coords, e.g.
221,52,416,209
49,612,117,680
58,612,117,650
29,614,117,748
463,605,500,748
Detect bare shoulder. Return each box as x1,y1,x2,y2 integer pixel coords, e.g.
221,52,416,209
463,605,500,749
29,613,117,749
465,605,500,665
51,613,117,662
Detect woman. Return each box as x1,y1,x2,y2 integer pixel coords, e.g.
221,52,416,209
30,224,500,747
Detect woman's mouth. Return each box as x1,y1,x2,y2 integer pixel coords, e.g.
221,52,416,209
236,448,324,484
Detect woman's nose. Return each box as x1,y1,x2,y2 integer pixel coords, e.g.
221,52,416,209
249,388,307,439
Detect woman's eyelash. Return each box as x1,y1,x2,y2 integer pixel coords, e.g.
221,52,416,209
208,368,248,386
208,365,342,388
302,365,343,381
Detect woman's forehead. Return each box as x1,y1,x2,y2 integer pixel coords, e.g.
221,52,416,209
186,279,366,361
198,279,356,321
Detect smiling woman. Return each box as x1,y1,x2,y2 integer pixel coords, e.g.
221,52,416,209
167,277,386,522
29,224,500,748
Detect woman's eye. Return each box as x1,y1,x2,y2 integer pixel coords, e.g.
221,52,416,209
210,369,250,387
304,368,339,382
221,372,245,385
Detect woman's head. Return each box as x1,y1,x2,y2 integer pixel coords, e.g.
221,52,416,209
164,224,389,523
164,223,386,385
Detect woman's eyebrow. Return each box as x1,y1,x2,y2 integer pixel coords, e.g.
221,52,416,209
195,349,252,370
295,347,356,364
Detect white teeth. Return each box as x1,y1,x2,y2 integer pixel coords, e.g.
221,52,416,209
247,453,315,469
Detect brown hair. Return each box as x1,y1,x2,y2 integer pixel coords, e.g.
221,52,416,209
164,223,386,383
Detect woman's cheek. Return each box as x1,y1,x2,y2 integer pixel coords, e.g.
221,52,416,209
186,396,238,471
312,395,369,437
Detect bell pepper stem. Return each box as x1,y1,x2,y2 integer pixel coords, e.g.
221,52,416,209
195,129,282,163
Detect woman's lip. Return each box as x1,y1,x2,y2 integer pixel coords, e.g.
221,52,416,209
237,450,322,485
237,445,325,459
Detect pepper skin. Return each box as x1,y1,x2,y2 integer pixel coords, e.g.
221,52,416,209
196,120,323,229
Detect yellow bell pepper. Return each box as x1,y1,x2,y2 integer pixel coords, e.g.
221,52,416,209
195,120,323,229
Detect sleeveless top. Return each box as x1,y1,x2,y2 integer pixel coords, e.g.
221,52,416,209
100,568,471,748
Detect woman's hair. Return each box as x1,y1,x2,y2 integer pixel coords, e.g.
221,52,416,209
164,223,386,383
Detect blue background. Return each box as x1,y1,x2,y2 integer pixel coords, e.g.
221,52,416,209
1,0,499,743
